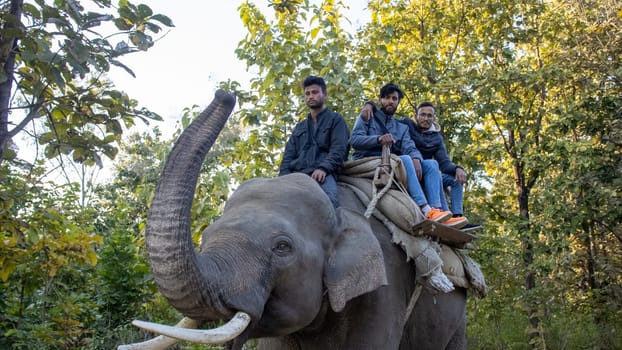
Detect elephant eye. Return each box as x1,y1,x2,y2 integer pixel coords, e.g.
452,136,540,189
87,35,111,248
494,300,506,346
272,240,293,256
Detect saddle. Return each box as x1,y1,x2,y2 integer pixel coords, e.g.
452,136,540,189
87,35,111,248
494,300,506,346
339,157,486,298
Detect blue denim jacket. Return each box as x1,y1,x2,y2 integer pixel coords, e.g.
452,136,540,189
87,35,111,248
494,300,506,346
350,109,422,161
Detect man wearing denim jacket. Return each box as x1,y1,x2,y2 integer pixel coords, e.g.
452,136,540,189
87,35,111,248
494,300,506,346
350,83,451,223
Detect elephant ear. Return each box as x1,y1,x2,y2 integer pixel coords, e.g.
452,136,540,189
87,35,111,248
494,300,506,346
324,207,388,312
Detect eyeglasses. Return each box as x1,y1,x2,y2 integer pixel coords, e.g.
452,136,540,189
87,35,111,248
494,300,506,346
417,113,435,119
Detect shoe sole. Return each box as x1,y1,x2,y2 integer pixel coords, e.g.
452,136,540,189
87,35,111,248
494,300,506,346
430,211,452,223
445,219,469,229
461,225,481,232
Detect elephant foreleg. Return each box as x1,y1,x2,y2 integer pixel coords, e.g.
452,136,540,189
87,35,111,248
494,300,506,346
445,319,466,350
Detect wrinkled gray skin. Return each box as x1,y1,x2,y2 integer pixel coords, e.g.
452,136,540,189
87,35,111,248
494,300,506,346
146,89,467,350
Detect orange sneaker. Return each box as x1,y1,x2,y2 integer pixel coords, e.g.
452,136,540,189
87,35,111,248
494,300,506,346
443,215,469,229
426,208,452,223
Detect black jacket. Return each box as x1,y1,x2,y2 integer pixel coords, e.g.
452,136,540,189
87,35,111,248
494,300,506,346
279,108,350,176
400,118,461,176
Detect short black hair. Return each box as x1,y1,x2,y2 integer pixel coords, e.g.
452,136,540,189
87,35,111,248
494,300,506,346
417,101,435,112
379,83,405,100
303,76,327,94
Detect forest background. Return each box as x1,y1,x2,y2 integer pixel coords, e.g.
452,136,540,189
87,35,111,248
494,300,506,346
1,0,621,349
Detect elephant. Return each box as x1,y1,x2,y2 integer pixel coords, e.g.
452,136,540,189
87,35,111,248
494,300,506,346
123,89,468,350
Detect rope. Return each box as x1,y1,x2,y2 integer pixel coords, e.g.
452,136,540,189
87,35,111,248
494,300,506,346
341,181,408,238
364,166,394,218
402,283,423,330
363,162,410,219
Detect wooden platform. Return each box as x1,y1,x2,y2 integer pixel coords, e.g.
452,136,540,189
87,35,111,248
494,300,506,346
412,220,478,247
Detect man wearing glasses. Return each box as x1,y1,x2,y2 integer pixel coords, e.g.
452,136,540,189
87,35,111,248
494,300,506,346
401,102,480,231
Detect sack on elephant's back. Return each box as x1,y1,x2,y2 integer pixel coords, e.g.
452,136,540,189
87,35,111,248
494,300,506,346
340,156,425,235
342,155,409,189
338,175,425,235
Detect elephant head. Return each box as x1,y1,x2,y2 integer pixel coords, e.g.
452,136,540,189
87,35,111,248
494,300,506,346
128,90,387,349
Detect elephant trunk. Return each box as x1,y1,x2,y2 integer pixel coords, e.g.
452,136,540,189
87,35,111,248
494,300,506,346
146,90,236,320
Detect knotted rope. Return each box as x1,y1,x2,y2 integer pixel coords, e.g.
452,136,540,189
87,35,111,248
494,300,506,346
365,161,409,219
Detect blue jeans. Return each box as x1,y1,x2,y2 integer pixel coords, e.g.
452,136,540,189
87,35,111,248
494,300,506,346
399,155,434,207
440,173,463,215
320,174,339,208
419,159,444,208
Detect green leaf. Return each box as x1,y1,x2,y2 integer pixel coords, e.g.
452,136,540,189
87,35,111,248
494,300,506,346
50,65,65,91
310,27,320,39
73,147,86,162
110,59,136,77
102,145,118,159
41,4,61,23
106,120,123,135
44,144,60,158
136,4,153,18
82,12,114,29
69,40,91,63
129,31,153,50
114,17,133,30
39,131,55,144
1,145,17,161
144,22,161,34
20,46,37,62
22,3,41,18
149,14,174,27
118,6,138,24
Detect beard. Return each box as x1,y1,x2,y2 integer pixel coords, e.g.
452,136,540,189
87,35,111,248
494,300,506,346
306,99,324,109
380,104,396,116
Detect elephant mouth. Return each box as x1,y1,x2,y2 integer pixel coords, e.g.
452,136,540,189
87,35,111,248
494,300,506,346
247,285,329,338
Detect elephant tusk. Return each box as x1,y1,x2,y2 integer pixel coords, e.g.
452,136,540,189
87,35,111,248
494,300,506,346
117,317,199,350
127,311,251,345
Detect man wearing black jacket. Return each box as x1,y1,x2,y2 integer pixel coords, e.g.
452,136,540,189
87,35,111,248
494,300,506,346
279,76,350,208
401,101,478,229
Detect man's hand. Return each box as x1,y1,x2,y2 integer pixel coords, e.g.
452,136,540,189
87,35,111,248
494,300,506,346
378,133,395,146
311,168,327,183
455,167,467,185
361,103,374,121
412,158,423,180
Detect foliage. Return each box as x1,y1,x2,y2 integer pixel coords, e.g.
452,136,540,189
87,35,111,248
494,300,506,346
77,126,167,347
0,0,174,167
0,0,174,345
0,160,102,348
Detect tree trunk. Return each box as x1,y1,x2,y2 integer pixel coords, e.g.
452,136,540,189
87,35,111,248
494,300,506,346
0,0,23,165
517,175,542,349
584,221,598,290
